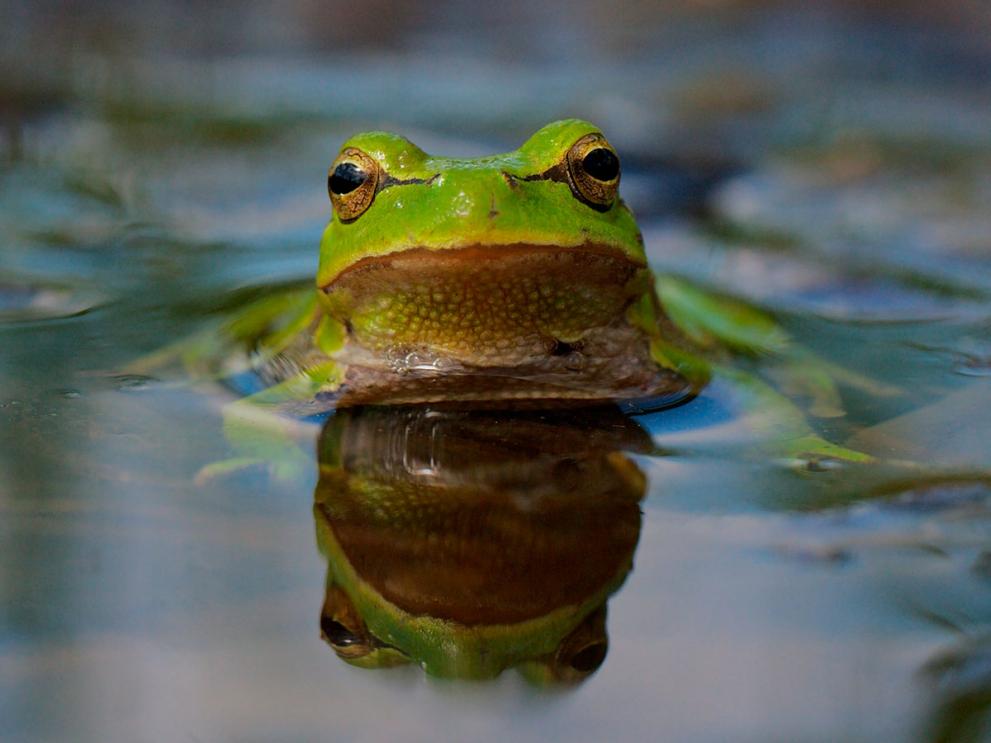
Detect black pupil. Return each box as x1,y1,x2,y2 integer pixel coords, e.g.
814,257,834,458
329,162,366,195
569,642,608,673
321,617,361,647
582,148,619,181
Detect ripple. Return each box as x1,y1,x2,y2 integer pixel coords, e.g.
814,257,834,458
0,279,101,323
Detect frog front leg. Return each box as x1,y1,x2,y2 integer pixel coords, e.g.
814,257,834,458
655,275,899,417
195,359,346,485
642,277,876,464
195,312,349,485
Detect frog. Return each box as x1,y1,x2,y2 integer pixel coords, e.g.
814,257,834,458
225,118,697,413
138,118,873,476
308,117,708,409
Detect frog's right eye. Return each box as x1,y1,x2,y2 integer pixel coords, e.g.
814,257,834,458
565,133,621,210
328,147,380,222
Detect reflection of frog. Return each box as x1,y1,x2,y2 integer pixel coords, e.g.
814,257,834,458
313,405,651,682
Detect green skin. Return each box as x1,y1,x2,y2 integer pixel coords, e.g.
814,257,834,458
160,121,877,676
198,118,869,466
309,120,690,407
313,405,651,682
231,118,705,413
317,120,644,288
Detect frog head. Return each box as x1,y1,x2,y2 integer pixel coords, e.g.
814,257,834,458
317,119,643,285
315,120,692,406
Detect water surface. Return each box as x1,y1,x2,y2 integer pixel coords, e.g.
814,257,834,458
2,5,991,742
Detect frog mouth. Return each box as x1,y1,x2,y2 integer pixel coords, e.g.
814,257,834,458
320,242,645,288
319,242,651,367
319,242,648,321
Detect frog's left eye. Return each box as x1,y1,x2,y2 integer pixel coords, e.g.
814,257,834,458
328,147,381,222
565,134,621,209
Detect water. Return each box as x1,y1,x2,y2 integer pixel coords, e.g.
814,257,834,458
2,3,991,741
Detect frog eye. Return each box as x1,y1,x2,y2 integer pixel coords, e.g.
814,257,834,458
320,615,374,659
546,606,609,683
565,134,621,209
320,587,376,660
328,147,381,222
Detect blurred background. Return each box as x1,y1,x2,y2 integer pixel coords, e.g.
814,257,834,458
3,2,991,742
4,0,991,307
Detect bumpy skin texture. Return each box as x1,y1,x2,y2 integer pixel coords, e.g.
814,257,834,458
311,119,697,407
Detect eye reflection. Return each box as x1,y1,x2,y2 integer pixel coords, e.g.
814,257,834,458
320,617,362,648
313,404,651,684
319,585,374,659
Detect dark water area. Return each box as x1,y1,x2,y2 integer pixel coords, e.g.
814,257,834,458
3,2,991,741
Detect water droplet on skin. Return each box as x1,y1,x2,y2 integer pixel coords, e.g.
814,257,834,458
432,357,454,372
389,349,458,374
409,355,444,372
